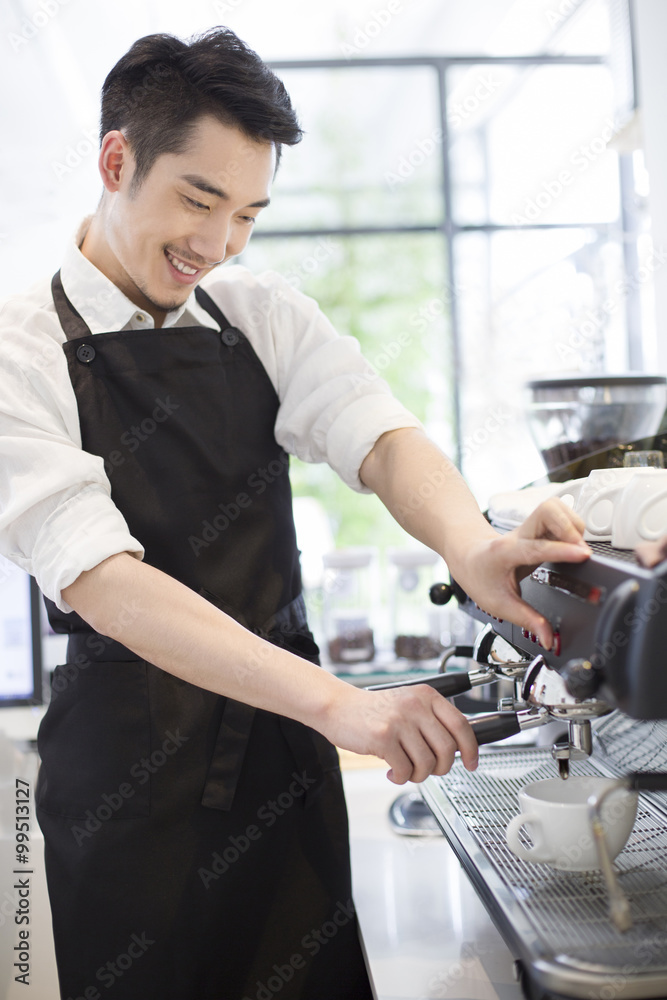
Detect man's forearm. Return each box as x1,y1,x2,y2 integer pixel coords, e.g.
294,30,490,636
62,552,348,731
61,549,481,784
359,427,495,565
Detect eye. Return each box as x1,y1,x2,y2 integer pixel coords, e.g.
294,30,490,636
239,215,257,225
184,195,209,211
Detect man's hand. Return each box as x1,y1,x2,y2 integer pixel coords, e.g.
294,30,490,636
636,535,667,567
450,498,590,650
318,682,479,784
360,428,590,652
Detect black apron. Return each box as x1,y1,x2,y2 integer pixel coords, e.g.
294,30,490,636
35,272,375,1000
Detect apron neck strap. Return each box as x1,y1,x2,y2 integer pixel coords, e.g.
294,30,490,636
194,285,234,331
52,270,236,340
51,270,92,341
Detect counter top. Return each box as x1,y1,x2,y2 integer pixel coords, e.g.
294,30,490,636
0,723,525,1000
342,765,523,1000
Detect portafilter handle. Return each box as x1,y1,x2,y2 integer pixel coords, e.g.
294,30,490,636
366,669,549,746
626,772,667,792
468,707,549,746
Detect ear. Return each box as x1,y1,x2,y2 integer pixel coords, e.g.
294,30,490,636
98,130,133,194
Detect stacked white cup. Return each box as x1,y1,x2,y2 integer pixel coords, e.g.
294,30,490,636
611,469,667,549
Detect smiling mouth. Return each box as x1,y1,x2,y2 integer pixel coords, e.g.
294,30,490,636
165,249,201,275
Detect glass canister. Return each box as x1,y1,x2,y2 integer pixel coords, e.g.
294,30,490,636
388,546,445,661
322,548,376,666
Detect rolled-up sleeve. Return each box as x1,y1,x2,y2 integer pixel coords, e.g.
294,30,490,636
276,331,422,492
0,352,144,613
206,269,423,492
0,264,421,613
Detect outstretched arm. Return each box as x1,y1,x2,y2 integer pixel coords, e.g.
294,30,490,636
61,425,586,786
62,552,479,785
360,427,591,649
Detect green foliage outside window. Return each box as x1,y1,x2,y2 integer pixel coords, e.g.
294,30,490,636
242,231,454,550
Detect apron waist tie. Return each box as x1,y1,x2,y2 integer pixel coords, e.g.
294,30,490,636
200,592,324,812
201,700,257,811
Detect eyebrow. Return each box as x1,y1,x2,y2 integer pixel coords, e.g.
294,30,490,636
179,174,270,208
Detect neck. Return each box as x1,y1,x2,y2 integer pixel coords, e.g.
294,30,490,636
80,213,168,328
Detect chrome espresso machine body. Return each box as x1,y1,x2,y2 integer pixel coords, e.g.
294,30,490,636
387,434,667,1000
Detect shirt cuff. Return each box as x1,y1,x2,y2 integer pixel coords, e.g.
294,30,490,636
32,486,144,613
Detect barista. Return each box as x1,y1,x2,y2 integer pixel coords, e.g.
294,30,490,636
0,27,590,1000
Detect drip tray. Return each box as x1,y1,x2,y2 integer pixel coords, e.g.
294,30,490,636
421,748,667,1000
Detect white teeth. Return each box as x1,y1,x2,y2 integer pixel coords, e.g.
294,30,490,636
167,251,198,275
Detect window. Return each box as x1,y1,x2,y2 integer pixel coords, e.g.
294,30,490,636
243,0,642,525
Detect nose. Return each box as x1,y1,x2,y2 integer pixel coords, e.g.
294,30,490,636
188,216,230,268
189,212,252,268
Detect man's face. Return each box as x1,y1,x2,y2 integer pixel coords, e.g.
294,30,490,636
99,116,276,319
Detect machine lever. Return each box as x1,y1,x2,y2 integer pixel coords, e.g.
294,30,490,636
367,672,473,696
367,664,496,697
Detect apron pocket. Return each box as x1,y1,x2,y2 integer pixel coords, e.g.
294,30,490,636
36,660,151,821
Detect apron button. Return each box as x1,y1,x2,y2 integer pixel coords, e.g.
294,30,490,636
76,343,96,364
221,328,240,347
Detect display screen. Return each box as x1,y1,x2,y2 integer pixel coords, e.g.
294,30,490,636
0,555,41,705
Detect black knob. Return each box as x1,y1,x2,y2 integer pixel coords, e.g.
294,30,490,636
429,582,453,605
561,658,602,700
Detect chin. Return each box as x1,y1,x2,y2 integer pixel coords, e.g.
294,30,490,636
140,282,192,316
155,295,191,314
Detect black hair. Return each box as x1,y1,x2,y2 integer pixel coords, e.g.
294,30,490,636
100,27,302,189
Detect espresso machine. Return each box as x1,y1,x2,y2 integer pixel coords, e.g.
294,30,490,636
371,380,667,1000
411,523,667,998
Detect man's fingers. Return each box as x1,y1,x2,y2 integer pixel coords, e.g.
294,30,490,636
374,686,479,783
511,535,591,573
431,698,478,772
439,498,589,664
513,600,553,650
385,742,416,785
636,536,667,568
480,584,554,650
408,719,457,781
384,723,453,784
518,497,589,547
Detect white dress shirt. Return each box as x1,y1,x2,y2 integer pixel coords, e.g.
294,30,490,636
0,219,420,612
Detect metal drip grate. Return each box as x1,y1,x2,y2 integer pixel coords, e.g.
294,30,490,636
593,713,667,776
587,539,642,564
428,738,667,976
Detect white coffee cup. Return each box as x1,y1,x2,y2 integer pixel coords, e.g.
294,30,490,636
575,468,642,541
611,468,667,549
552,477,587,510
505,776,637,871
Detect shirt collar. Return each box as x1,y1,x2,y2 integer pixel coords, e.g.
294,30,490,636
59,217,219,334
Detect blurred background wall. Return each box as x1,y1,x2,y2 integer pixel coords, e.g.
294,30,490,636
1,0,665,582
